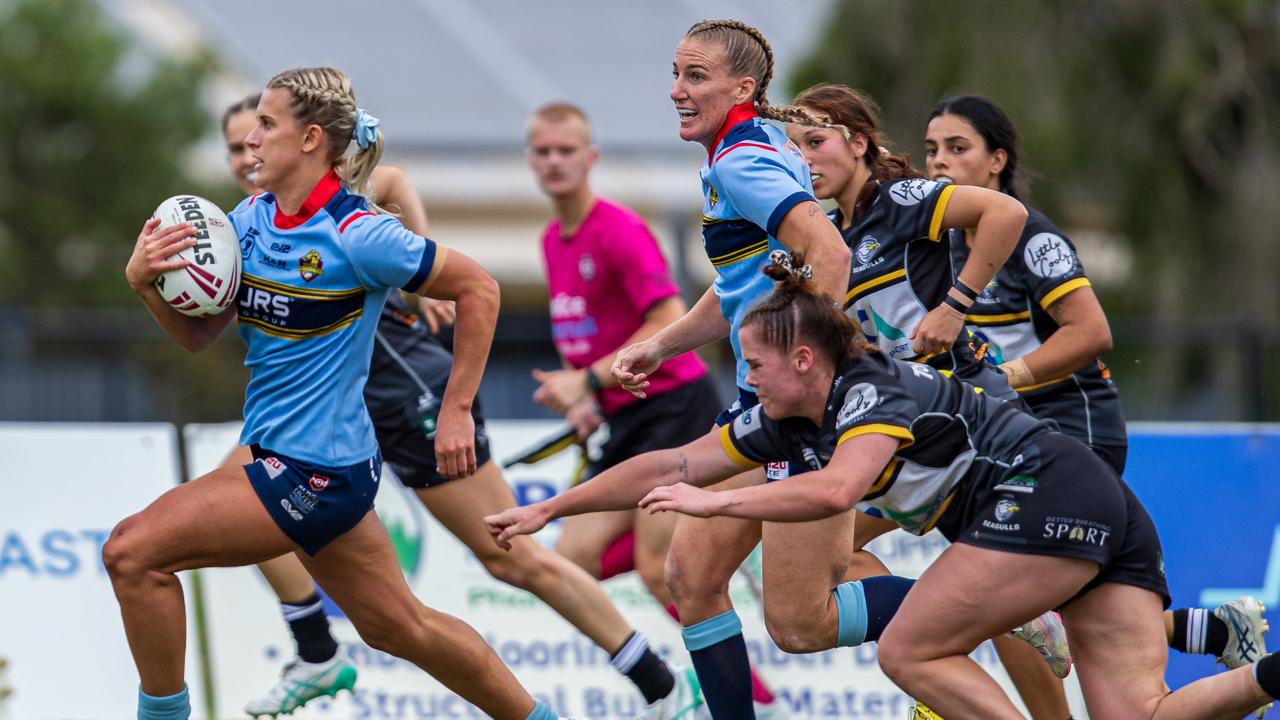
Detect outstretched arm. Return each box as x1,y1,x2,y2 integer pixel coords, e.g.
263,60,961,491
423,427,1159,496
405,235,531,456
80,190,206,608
485,429,742,549
640,432,899,523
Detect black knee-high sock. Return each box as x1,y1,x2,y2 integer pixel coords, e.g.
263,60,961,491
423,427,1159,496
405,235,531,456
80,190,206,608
282,593,338,663
609,632,675,704
863,575,916,643
1170,607,1229,656
684,610,755,719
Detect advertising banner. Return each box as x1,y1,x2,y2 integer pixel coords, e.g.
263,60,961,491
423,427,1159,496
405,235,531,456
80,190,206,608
0,423,206,720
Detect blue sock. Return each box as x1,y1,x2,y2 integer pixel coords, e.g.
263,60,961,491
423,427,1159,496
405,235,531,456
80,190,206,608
683,610,755,719
138,684,189,720
834,575,917,646
525,700,556,720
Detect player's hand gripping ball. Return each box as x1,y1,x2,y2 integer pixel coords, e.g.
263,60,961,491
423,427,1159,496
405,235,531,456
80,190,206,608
151,195,241,316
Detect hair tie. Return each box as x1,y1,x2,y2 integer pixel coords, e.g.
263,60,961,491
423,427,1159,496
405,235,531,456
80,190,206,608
768,249,813,280
353,108,380,149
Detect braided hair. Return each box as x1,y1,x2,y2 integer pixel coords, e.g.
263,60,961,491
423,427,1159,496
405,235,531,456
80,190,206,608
683,20,822,131
265,67,383,204
742,250,875,363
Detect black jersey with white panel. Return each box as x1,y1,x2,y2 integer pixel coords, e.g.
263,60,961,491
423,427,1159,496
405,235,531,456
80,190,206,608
719,351,1052,536
834,178,1016,400
947,205,1126,448
363,292,454,423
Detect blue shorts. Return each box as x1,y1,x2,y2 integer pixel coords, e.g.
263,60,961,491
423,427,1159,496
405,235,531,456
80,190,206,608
244,445,382,555
715,388,793,482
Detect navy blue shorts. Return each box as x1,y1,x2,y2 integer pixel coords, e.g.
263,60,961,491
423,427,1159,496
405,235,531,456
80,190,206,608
715,387,794,482
244,446,381,555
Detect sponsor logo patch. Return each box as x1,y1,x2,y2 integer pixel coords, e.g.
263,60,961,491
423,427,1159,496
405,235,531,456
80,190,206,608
837,383,879,426
1042,516,1112,546
888,178,939,207
765,461,789,481
280,498,304,521
259,456,287,480
993,475,1037,494
1023,233,1076,278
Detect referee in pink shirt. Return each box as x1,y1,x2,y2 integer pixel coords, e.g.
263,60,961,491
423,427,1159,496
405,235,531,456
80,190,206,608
528,101,718,609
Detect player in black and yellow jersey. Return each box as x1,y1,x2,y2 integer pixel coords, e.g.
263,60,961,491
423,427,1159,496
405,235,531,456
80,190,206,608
924,93,1269,719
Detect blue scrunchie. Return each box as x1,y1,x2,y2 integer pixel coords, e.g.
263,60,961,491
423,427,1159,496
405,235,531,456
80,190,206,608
353,108,380,149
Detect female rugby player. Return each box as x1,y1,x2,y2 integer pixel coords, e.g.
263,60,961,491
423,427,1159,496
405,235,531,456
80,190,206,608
110,68,579,720
608,18,853,719
218,93,704,719
924,93,1269,717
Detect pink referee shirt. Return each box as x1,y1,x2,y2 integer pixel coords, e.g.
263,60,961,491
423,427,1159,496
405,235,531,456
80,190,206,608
542,197,706,416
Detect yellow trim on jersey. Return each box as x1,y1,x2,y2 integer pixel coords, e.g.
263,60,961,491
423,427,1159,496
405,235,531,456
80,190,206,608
867,457,903,496
1039,277,1092,310
845,268,907,304
702,215,727,226
937,368,953,377
927,184,958,242
838,424,915,449
241,273,364,301
709,239,769,268
967,310,1032,325
416,246,448,293
920,489,959,534
1015,373,1074,393
718,425,762,469
239,309,364,340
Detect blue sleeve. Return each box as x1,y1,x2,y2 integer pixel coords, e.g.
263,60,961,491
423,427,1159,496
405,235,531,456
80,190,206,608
715,145,814,238
342,213,438,291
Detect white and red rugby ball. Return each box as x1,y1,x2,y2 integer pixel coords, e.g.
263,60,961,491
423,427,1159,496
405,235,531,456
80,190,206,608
152,195,241,317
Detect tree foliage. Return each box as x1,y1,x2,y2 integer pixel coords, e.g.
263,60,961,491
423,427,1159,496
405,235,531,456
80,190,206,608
790,0,1280,417
0,0,229,307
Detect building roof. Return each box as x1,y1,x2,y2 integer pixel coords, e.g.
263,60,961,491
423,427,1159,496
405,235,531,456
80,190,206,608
174,0,835,158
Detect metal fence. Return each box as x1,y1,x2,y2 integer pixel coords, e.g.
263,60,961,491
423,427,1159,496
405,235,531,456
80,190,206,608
1,308,1273,423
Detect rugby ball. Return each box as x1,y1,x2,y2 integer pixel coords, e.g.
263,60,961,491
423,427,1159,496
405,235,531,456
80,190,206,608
152,195,241,316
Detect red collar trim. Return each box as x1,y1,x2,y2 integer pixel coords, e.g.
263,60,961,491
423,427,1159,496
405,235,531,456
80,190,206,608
274,170,342,230
708,102,759,161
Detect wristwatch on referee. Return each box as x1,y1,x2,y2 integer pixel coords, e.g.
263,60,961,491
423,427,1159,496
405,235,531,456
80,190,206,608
584,366,603,394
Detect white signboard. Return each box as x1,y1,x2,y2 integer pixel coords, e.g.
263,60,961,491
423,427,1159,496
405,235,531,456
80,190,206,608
0,423,207,720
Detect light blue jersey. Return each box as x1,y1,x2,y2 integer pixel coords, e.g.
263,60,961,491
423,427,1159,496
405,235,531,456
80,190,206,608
229,171,439,466
700,106,814,388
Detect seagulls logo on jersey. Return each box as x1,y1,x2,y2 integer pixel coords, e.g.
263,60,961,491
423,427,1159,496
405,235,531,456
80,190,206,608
888,178,939,207
298,249,324,282
837,383,879,426
995,499,1020,522
855,236,881,266
1023,233,1076,278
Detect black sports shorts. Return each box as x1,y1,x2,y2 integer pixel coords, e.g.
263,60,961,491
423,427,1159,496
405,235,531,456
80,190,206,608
584,376,722,480
372,385,491,489
953,431,1169,608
